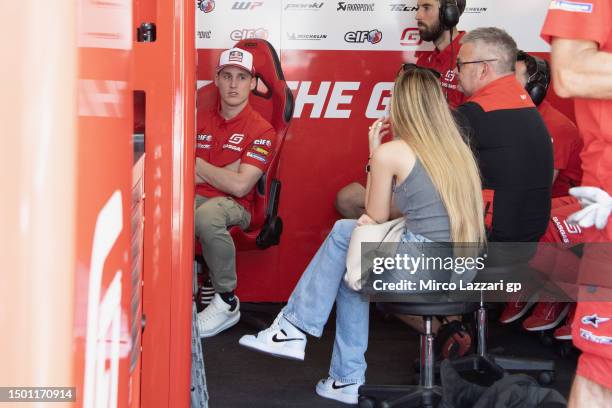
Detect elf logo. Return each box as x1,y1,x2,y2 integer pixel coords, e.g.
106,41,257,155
345,29,382,44
230,28,269,41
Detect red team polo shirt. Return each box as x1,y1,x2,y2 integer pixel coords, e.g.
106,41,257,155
196,104,275,213
538,100,583,197
416,31,466,108
542,0,612,389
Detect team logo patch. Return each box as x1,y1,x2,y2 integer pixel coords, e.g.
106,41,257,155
582,314,611,328
229,133,245,144
580,329,612,345
549,0,593,13
229,51,245,63
197,133,213,142
254,138,272,147
254,147,270,155
247,152,268,163
222,144,242,152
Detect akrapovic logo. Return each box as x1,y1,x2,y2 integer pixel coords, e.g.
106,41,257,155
389,3,418,12
230,28,269,41
337,2,374,11
287,32,328,41
345,29,382,44
232,1,263,10
285,2,324,10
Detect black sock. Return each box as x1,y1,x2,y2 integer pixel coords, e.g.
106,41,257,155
219,291,237,311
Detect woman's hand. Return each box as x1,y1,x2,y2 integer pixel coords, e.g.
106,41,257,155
368,117,391,155
357,213,378,226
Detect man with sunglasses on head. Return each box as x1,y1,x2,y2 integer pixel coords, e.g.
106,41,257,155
335,0,468,220
195,47,276,337
454,27,553,249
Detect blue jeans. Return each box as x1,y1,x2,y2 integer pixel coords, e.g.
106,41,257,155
281,219,368,384
281,219,432,384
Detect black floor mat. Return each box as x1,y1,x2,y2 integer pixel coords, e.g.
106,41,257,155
202,305,577,407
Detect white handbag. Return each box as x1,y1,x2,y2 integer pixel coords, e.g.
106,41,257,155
344,217,405,291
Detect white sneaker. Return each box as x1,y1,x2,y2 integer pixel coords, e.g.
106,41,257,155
197,293,240,338
238,315,306,360
315,377,359,405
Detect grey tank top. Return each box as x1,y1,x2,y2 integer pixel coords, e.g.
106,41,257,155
393,158,451,242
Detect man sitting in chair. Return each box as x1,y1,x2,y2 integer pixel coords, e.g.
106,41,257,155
195,47,276,337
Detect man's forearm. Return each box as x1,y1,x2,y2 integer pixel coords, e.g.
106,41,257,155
196,158,249,197
552,38,612,99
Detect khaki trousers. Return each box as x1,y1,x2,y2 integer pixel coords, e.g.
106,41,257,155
195,195,251,293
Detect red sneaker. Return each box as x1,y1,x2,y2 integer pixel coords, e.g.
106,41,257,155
523,302,570,331
553,304,576,340
499,290,538,324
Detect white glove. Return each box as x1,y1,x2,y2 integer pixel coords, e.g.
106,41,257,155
568,186,612,230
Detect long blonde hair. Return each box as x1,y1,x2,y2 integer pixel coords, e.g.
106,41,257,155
390,66,486,245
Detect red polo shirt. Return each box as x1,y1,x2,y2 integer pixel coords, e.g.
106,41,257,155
416,31,466,108
538,100,583,197
196,104,275,212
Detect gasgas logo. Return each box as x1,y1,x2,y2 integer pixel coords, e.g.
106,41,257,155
344,29,382,44
399,27,422,46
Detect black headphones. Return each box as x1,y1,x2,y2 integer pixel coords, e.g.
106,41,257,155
518,51,550,106
440,0,460,30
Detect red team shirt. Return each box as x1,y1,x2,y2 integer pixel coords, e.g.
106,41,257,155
542,0,612,389
196,104,276,213
416,31,467,108
538,100,583,197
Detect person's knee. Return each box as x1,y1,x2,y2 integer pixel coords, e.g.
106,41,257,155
335,183,365,219
195,200,229,241
332,219,358,241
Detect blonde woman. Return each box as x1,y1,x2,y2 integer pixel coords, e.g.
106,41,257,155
239,64,486,405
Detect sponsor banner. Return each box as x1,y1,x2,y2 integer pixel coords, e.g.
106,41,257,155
197,0,553,51
196,0,282,49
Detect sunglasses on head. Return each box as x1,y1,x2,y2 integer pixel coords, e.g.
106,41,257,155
397,63,442,79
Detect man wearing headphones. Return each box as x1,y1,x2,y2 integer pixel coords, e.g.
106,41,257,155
335,0,467,220
542,1,612,406
516,51,583,198
415,0,467,108
500,51,583,331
